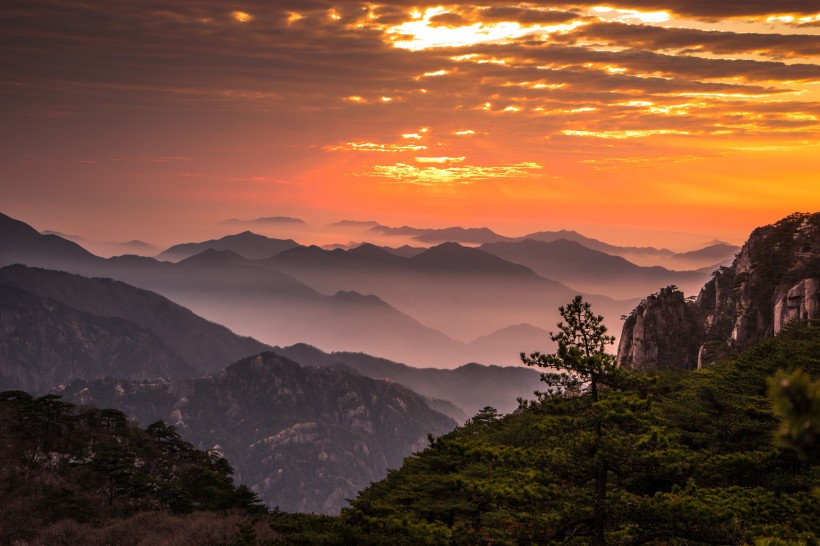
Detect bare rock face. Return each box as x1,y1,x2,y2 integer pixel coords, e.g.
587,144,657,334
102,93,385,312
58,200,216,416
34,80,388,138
618,213,820,371
774,278,820,334
617,286,703,372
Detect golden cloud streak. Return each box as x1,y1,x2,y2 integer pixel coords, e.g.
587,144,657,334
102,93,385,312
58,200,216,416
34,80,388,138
414,156,466,163
364,161,543,185
562,129,691,138
326,142,428,152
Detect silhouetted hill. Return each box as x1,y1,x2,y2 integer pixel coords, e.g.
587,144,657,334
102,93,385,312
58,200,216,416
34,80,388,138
0,284,197,393
465,323,550,365
0,212,101,269
272,343,543,417
157,231,300,261
481,238,708,297
261,241,591,345
366,222,734,270
408,242,541,277
59,352,457,514
518,229,672,256
382,244,426,257
665,242,740,269
0,265,270,376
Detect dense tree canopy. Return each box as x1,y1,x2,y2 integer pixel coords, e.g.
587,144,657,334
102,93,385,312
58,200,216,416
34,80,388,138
267,319,820,545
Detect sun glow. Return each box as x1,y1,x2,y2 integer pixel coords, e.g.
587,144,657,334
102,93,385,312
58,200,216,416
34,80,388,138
386,7,586,51
231,11,253,23
590,6,670,24
562,129,691,139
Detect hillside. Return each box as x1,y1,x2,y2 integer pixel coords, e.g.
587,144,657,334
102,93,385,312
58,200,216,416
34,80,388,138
157,231,300,261
267,320,820,544
481,238,708,297
0,390,265,545
58,352,457,514
273,343,544,417
0,264,271,376
0,284,197,393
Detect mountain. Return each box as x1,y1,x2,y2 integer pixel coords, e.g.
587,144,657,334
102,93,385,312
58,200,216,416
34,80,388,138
0,214,468,367
328,220,379,228
367,222,735,270
0,265,270,376
222,216,305,225
518,229,672,256
272,343,544,417
480,238,709,298
260,241,607,345
0,212,101,270
58,352,457,514
0,284,197,393
617,212,820,371
382,244,426,257
465,323,551,366
157,231,301,261
670,242,740,263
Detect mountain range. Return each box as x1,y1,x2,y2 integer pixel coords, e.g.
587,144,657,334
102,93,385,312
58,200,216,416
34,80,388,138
366,223,738,269
1,211,734,367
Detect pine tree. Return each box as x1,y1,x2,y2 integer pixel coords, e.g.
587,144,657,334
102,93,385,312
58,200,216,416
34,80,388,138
522,296,621,545
521,295,618,402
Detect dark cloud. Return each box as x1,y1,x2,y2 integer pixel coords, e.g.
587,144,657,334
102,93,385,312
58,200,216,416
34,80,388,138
558,21,820,58
458,42,820,83
428,12,468,27
371,0,820,19
478,7,580,24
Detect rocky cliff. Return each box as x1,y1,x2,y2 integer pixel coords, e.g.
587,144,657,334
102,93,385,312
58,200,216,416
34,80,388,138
618,212,820,371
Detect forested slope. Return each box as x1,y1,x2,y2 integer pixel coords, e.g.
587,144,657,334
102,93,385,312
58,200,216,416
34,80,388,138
267,320,820,545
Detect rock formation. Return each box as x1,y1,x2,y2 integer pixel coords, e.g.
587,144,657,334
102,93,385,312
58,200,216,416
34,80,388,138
618,212,820,371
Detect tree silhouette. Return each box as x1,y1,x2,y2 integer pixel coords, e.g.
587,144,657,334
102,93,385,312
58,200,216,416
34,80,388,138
522,296,625,546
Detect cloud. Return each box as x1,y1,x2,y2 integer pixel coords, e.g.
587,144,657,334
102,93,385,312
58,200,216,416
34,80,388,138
372,1,820,19
364,161,543,185
557,21,820,58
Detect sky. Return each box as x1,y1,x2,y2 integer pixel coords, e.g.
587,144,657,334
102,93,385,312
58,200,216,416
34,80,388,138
2,0,819,252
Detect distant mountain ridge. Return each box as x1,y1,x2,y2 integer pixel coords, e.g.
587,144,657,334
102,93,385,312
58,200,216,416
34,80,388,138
272,343,545,417
157,231,300,261
365,222,738,269
0,264,270,376
0,214,471,367
480,238,708,298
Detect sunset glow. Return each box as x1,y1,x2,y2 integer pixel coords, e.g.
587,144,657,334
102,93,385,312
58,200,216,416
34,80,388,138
1,0,819,249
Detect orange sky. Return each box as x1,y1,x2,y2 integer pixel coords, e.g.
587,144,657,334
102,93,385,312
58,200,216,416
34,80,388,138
1,1,819,251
